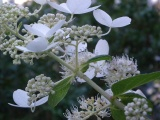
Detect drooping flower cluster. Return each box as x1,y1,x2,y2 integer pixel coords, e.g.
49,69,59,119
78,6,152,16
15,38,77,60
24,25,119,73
124,98,152,120
64,96,111,120
25,74,55,106
103,55,140,86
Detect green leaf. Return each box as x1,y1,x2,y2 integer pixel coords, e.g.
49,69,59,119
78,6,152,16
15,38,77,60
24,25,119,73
81,55,112,72
111,107,126,120
112,71,160,96
48,76,73,108
87,55,112,64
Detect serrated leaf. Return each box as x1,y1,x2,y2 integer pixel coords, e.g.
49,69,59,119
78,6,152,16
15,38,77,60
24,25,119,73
111,107,125,120
48,76,73,108
81,55,112,72
111,71,160,96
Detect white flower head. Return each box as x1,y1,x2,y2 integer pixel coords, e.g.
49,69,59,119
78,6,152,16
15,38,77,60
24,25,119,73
48,0,101,14
93,9,131,28
8,89,48,112
34,0,47,5
16,37,58,52
24,20,65,38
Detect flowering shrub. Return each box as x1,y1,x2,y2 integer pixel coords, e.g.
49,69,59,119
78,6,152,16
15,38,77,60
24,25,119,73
0,0,159,120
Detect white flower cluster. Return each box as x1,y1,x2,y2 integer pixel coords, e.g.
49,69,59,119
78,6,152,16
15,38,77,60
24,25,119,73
25,74,55,106
38,13,67,28
103,55,140,86
124,98,152,120
64,96,110,120
147,80,160,105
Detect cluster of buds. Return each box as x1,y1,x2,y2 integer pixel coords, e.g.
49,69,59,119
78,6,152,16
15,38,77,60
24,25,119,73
38,13,67,28
25,74,55,105
103,55,140,86
64,96,110,120
124,98,152,120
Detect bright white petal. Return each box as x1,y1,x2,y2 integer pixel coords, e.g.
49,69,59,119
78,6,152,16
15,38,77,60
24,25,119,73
77,67,95,83
13,89,29,107
67,0,91,13
95,39,109,55
24,25,43,37
93,9,112,27
8,103,30,108
34,96,48,106
34,0,47,5
74,5,101,14
15,46,31,52
60,3,71,13
47,20,65,37
26,37,48,52
126,89,146,98
65,41,87,55
48,2,71,13
32,24,50,37
112,17,131,28
45,42,58,51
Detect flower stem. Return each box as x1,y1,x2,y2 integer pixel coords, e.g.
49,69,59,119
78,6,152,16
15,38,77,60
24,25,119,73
48,52,125,110
3,24,26,40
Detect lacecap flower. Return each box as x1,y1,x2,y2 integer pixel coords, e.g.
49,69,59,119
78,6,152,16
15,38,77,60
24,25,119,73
76,39,109,82
24,20,65,38
8,89,48,108
34,0,47,5
48,0,100,14
93,9,131,28
16,37,58,52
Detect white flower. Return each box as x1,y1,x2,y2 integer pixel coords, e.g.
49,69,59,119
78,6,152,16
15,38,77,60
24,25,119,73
34,0,47,5
93,9,131,28
77,39,109,82
65,41,87,56
16,37,58,52
24,20,65,38
8,89,48,108
48,0,100,14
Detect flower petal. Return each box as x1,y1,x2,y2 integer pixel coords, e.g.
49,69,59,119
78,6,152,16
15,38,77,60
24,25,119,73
15,46,32,52
95,39,109,55
32,24,50,37
45,42,58,51
47,20,65,37
112,16,131,28
34,96,48,106
26,37,48,52
74,5,101,14
60,3,71,13
13,89,29,107
65,41,87,55
48,2,71,13
93,9,112,27
66,0,91,13
34,0,47,5
24,25,44,37
77,67,95,83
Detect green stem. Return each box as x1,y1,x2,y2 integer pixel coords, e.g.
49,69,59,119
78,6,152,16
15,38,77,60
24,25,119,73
83,104,110,120
49,52,125,110
100,27,111,37
4,24,26,40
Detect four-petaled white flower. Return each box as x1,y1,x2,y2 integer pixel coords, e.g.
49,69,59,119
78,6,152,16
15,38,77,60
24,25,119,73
93,9,131,28
8,89,48,108
77,39,109,82
24,20,65,38
16,37,58,52
48,0,100,14
34,0,47,5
